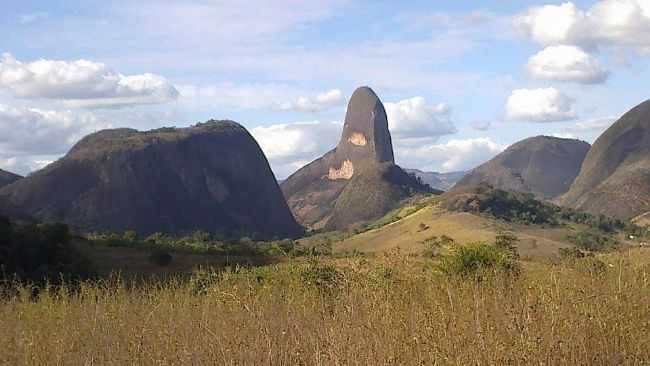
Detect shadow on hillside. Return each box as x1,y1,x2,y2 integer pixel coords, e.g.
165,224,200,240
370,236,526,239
74,240,282,283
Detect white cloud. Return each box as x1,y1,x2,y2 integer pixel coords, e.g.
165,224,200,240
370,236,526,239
564,117,616,133
554,116,616,142
18,12,49,25
250,120,342,178
396,137,506,173
506,88,576,122
0,53,178,108
384,97,457,140
176,82,328,111
0,104,112,174
276,89,345,112
526,45,609,84
516,2,584,46
516,0,650,52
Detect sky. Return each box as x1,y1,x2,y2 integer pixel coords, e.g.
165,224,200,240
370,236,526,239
1,0,650,178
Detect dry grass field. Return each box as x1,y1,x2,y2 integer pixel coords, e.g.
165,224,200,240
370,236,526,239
1,247,649,366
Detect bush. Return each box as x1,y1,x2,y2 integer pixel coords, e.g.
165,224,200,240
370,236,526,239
301,260,341,292
567,230,618,251
0,217,92,283
495,231,519,256
472,186,557,225
437,242,520,279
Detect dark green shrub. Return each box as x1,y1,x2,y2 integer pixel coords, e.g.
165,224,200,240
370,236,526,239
567,230,618,251
437,242,520,279
0,217,92,284
476,186,557,225
301,261,341,292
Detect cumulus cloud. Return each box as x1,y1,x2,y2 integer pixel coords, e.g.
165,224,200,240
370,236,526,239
395,137,505,173
275,89,345,113
0,53,178,108
516,0,650,52
506,88,576,122
250,121,342,178
526,45,609,84
0,104,112,174
384,97,457,140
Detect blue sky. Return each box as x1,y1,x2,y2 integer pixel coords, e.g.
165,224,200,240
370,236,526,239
1,0,650,177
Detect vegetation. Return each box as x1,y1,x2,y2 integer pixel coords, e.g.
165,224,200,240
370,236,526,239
567,229,619,252
436,234,521,278
472,185,558,225
1,250,648,365
0,217,92,284
451,185,648,242
87,231,299,258
556,208,627,233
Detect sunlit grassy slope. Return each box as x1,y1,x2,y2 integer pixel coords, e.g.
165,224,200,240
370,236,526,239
334,202,594,259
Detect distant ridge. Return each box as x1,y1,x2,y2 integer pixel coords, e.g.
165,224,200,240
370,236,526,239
404,169,465,191
454,136,590,200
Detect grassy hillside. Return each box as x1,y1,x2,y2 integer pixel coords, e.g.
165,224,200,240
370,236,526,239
332,199,634,259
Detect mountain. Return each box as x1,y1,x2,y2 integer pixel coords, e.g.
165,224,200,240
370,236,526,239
454,136,590,200
404,169,465,191
280,86,432,230
0,169,22,188
0,120,302,238
560,100,650,219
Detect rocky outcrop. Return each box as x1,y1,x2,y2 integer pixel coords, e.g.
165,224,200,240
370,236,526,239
454,136,590,200
560,100,650,219
0,120,303,238
280,86,431,230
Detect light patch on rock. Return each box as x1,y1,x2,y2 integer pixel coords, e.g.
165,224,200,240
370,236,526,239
206,175,230,202
328,160,354,180
348,132,367,146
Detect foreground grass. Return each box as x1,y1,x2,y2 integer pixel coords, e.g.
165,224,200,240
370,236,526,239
1,250,649,365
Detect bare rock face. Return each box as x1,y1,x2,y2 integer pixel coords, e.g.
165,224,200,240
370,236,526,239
560,100,650,219
281,86,430,230
0,169,21,188
0,120,303,238
454,136,590,200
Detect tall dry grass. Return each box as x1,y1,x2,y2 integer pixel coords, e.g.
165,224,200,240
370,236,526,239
1,250,649,366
